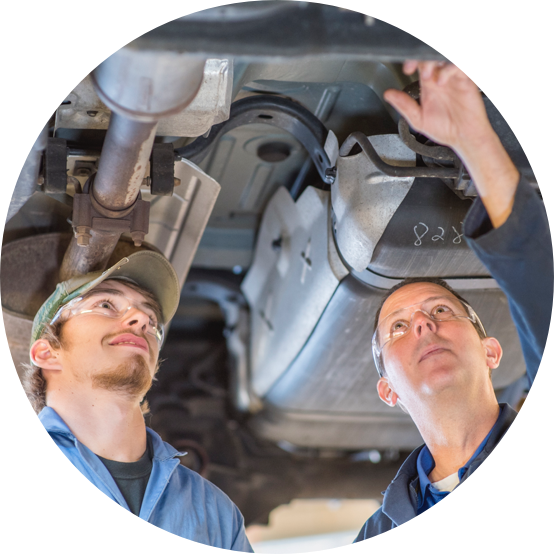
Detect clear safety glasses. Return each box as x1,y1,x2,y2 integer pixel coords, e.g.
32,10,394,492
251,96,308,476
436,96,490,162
372,295,486,376
50,290,164,345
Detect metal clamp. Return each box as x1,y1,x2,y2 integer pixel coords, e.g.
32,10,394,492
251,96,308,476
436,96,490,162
176,94,336,185
72,177,150,247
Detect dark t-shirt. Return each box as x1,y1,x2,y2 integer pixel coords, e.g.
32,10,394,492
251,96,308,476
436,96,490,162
98,435,153,516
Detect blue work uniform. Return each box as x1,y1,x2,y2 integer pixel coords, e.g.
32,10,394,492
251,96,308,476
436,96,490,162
39,407,253,552
355,176,553,541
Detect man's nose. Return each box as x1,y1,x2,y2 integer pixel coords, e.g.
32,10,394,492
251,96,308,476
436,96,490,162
122,306,150,330
411,309,438,337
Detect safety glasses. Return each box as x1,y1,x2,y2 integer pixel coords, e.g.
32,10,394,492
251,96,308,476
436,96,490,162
372,295,485,376
50,289,164,345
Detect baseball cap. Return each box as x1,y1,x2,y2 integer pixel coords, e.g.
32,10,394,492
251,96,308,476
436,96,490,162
31,250,180,345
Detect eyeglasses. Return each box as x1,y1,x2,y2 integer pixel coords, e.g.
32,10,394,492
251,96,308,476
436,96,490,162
50,290,164,345
372,295,485,376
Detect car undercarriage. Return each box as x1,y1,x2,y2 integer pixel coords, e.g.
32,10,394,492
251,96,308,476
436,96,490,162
2,3,537,527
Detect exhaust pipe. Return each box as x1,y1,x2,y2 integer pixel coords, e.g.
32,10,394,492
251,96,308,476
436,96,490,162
60,46,207,280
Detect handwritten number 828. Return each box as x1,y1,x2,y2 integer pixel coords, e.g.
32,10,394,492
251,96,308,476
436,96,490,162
413,222,463,246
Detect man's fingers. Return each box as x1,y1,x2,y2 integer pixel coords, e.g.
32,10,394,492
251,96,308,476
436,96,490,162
419,61,439,81
437,63,462,86
403,60,418,75
383,89,422,131
404,59,452,83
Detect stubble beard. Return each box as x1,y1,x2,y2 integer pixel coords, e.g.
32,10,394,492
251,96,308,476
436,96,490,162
59,326,158,401
91,354,153,400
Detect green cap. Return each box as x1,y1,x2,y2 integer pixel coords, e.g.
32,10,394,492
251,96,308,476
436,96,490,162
31,251,180,345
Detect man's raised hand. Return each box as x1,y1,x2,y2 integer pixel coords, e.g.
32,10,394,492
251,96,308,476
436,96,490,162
383,60,493,157
384,60,519,228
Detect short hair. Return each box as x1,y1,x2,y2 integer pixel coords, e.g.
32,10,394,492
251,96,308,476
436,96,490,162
22,319,64,413
374,277,487,377
23,279,162,414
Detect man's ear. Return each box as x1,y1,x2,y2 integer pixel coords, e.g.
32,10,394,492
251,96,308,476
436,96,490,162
30,339,62,371
482,337,503,370
377,377,399,407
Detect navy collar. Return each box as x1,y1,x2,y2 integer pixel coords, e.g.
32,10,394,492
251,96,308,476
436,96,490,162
382,403,517,525
416,416,496,509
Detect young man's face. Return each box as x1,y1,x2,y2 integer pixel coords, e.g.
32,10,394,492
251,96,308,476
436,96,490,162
43,280,161,399
376,282,501,411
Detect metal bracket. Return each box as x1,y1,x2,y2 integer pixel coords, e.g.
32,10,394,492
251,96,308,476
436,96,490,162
175,94,336,185
72,183,150,247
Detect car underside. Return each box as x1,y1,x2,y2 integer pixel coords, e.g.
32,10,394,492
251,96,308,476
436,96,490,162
1,3,535,525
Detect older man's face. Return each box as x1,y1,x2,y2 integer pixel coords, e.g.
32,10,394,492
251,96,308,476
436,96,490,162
377,283,497,409
53,279,161,398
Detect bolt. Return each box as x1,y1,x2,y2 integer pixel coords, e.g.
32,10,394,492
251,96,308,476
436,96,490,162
75,226,91,247
325,167,337,184
131,231,145,247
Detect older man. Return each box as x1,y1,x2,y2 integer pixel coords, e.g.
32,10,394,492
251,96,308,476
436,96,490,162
25,250,253,551
355,61,552,540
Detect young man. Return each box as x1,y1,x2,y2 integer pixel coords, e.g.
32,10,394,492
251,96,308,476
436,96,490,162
354,61,552,540
25,250,253,552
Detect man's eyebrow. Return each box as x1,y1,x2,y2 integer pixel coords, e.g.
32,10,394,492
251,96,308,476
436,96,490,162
381,295,463,319
84,287,125,298
85,288,161,318
426,295,462,306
